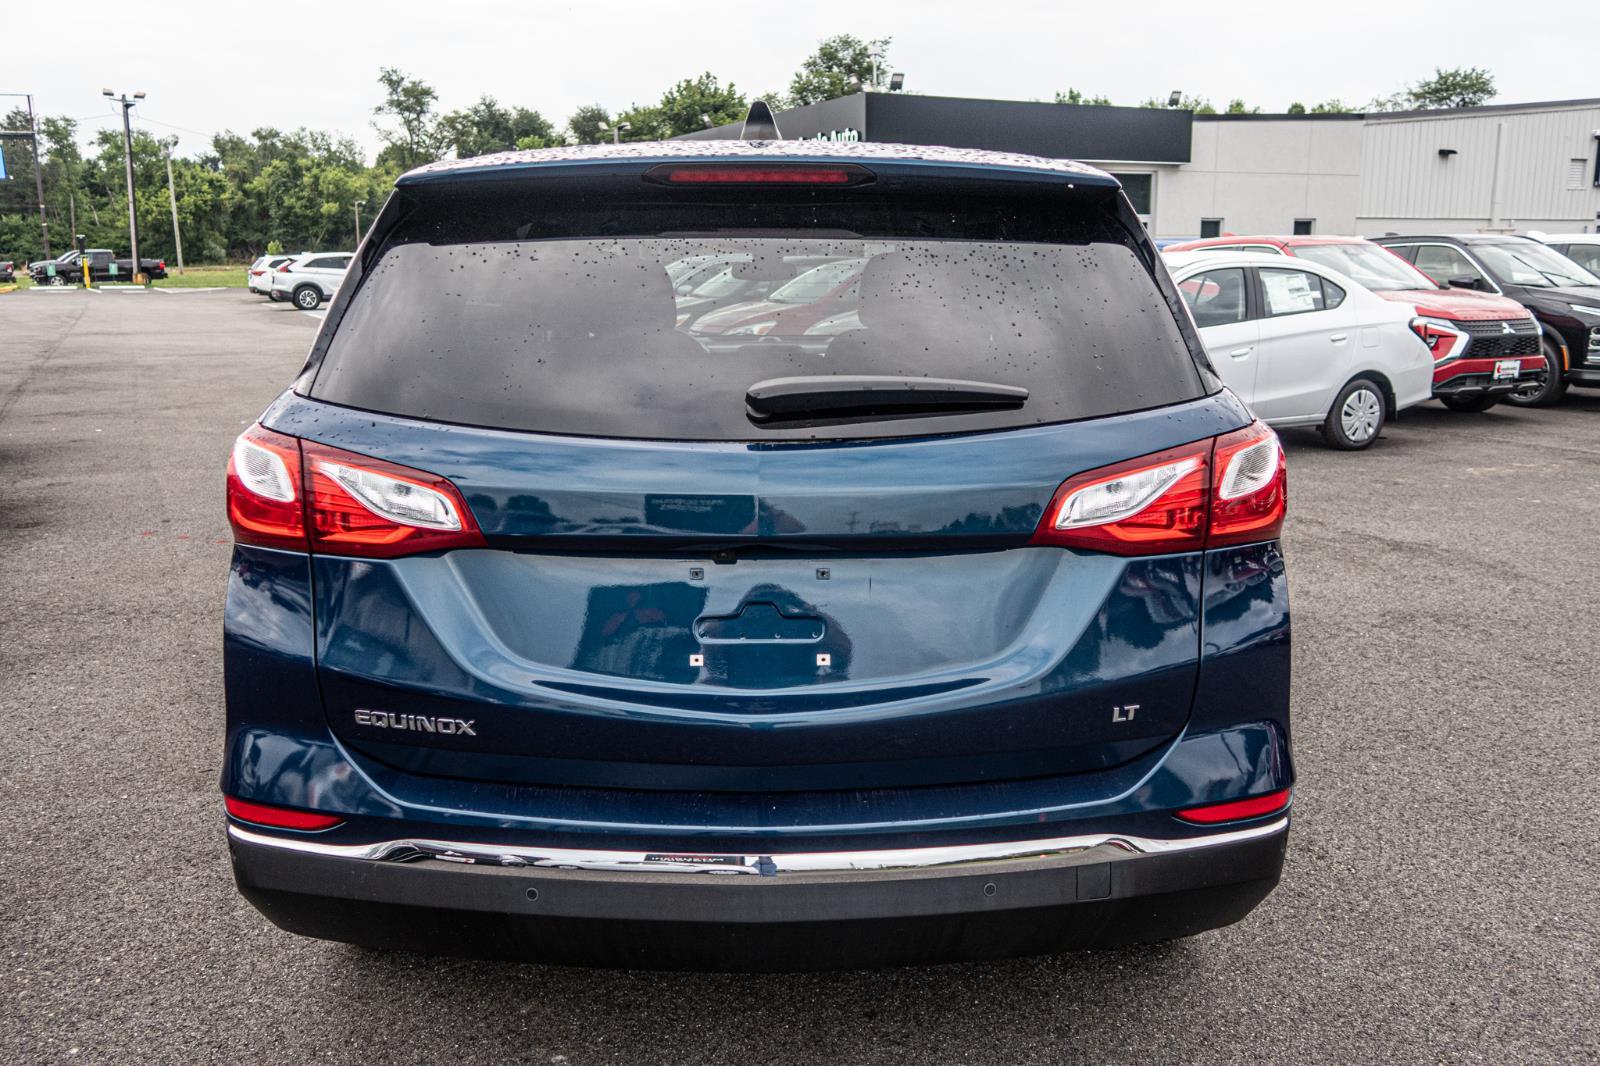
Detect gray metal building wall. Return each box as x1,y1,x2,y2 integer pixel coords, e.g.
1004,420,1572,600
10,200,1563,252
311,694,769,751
1358,100,1600,234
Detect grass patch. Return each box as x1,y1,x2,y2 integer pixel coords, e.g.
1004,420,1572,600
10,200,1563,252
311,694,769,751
152,264,248,288
4,264,250,289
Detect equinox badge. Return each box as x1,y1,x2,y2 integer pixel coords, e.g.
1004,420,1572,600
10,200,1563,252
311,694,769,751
354,709,477,736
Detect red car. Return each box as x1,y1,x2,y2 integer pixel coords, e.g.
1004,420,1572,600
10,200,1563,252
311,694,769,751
1163,235,1545,411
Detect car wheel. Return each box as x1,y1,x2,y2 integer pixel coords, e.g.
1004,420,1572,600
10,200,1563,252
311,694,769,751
1501,337,1567,408
47,275,66,287
268,291,283,302
293,285,321,311
1438,395,1500,413
1321,377,1385,450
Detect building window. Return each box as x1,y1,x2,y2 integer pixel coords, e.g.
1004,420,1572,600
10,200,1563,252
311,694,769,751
1293,219,1315,235
1110,173,1154,217
1200,219,1223,239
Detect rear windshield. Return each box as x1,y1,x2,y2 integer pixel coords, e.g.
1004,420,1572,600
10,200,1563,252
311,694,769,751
310,179,1205,440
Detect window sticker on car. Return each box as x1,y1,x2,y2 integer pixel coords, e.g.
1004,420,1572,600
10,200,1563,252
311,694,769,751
1262,270,1319,314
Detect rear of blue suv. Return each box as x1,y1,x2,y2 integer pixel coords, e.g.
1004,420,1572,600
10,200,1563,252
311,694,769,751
222,140,1293,970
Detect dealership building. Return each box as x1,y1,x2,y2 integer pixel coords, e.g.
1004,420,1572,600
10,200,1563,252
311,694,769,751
685,93,1600,240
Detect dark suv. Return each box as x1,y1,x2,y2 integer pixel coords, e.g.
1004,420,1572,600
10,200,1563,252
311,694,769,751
222,130,1294,970
1373,234,1600,405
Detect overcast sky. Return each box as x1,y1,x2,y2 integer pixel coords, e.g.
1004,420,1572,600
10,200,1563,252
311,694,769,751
9,0,1599,160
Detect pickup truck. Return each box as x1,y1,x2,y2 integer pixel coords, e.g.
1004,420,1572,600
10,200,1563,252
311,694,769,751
28,249,168,285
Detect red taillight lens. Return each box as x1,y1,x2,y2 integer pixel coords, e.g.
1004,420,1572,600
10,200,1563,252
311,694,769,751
227,424,307,550
227,425,486,558
1208,421,1287,549
1409,317,1466,364
1031,443,1211,555
225,796,343,831
645,163,873,186
1176,788,1291,824
301,440,487,558
1030,421,1285,556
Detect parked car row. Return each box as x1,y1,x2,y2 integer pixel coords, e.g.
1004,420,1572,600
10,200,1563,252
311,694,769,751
247,251,352,309
1161,231,1600,448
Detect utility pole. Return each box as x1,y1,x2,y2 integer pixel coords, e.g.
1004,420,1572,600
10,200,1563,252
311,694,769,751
163,140,184,274
0,92,50,258
103,89,146,283
353,201,361,247
26,95,48,258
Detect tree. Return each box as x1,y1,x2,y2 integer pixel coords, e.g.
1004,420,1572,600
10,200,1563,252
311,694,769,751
1408,67,1495,109
1370,67,1496,112
619,74,747,141
1055,89,1113,106
786,34,890,106
1225,99,1260,114
1286,102,1307,114
1310,99,1358,114
372,67,442,169
655,73,747,138
566,104,612,145
439,96,560,158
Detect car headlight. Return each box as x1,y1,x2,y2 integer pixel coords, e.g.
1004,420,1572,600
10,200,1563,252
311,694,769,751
728,321,776,336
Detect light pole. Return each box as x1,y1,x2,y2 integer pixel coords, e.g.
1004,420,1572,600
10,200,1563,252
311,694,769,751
352,200,365,248
162,137,184,274
0,91,50,259
598,120,631,144
103,88,146,283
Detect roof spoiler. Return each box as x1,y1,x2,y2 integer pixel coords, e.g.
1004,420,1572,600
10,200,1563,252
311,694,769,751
740,100,782,141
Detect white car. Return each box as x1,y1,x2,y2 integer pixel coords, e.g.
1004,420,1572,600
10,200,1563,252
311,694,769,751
247,254,298,298
1528,232,1600,277
1164,250,1432,450
269,252,353,310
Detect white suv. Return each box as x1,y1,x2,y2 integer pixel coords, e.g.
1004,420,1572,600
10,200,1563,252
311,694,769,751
269,252,352,310
248,254,299,297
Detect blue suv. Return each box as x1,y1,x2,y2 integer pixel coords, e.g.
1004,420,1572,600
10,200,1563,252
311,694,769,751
222,128,1293,970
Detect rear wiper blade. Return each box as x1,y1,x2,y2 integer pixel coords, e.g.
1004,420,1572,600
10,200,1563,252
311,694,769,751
746,375,1029,424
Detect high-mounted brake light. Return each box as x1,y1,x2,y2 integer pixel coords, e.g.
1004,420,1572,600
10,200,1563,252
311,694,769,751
1176,788,1291,825
1031,421,1286,555
1409,317,1467,365
226,425,487,558
225,796,343,831
645,163,873,187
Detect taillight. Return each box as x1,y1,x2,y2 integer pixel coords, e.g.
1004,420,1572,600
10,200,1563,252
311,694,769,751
227,424,306,550
226,424,487,558
156,260,166,271
225,796,343,831
1176,788,1291,825
1409,316,1467,364
302,441,486,558
1031,442,1210,555
1208,422,1287,548
1031,421,1286,556
645,163,874,186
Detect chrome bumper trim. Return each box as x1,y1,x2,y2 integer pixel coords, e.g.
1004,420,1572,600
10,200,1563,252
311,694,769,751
228,816,1288,877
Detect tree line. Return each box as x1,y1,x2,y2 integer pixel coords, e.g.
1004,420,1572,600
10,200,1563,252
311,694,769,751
0,44,1494,265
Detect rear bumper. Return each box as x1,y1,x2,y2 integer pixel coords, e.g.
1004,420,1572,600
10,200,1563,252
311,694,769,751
229,816,1288,970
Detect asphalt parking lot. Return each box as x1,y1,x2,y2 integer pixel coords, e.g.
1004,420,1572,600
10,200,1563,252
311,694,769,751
2,288,1598,1064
